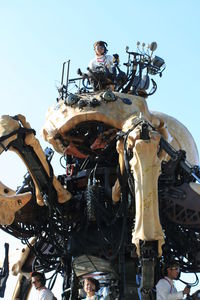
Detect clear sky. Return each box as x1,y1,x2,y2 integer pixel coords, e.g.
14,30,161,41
0,0,200,299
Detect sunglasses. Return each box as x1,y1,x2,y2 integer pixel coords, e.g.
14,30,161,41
170,267,180,271
95,45,105,50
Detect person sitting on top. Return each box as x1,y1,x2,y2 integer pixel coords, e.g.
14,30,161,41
88,41,114,73
88,41,116,90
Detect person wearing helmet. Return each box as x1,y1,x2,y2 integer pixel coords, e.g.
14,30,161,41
31,271,57,300
88,41,114,73
156,261,190,300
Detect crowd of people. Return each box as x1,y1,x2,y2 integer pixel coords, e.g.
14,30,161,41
31,261,198,300
31,272,110,300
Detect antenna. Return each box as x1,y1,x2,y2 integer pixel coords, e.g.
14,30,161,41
149,42,157,52
61,62,66,85
65,60,71,96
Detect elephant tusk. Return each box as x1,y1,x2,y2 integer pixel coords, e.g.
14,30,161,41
0,114,72,208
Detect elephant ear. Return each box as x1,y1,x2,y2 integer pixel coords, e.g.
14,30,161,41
151,111,199,165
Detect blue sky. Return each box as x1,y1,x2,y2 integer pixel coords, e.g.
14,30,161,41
0,0,200,299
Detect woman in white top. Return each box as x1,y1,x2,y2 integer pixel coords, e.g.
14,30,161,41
88,41,114,73
83,277,101,300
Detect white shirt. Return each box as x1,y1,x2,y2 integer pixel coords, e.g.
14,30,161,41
38,287,55,300
156,277,184,300
88,55,113,73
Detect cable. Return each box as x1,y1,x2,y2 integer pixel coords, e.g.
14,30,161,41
179,273,199,287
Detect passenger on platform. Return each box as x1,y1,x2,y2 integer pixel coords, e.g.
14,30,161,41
88,41,114,73
31,271,57,300
156,261,190,300
88,41,116,91
82,277,111,300
83,277,101,300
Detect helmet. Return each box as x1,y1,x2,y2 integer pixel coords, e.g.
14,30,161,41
93,41,108,54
